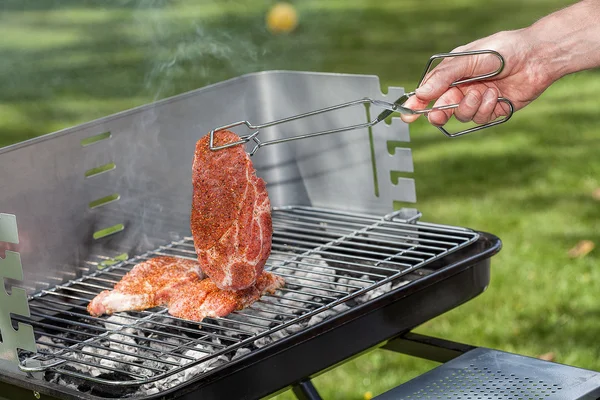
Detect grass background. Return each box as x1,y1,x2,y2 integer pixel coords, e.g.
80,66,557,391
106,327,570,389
1,1,599,399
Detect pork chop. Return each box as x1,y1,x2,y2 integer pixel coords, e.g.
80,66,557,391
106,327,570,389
87,256,204,317
191,130,272,291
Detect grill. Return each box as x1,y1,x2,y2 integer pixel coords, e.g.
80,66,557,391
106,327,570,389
0,71,504,400
18,207,478,388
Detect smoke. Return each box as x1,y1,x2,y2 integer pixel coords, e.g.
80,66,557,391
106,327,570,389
127,0,357,102
143,26,263,102
130,0,270,102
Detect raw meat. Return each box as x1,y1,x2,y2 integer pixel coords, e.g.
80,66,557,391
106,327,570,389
168,271,285,322
191,130,272,291
166,279,216,322
87,256,203,317
87,256,285,323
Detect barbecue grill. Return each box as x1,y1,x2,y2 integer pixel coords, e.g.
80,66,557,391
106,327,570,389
1,71,599,400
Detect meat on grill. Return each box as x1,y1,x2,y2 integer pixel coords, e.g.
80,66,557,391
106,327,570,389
191,130,273,291
168,271,285,321
87,256,204,317
87,256,285,323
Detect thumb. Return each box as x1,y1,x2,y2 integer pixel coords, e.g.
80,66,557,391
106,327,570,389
400,57,469,124
414,55,473,102
399,94,430,123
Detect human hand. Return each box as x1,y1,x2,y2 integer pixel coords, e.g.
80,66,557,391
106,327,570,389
400,29,556,127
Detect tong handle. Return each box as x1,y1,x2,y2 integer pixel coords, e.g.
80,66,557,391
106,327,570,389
413,49,515,138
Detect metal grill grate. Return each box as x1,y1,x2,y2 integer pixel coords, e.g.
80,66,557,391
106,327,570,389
14,207,478,390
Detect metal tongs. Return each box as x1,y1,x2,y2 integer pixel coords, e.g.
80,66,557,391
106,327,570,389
209,50,514,155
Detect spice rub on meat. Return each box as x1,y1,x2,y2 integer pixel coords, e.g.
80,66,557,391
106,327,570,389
168,271,285,322
87,256,204,317
191,130,273,291
87,256,284,323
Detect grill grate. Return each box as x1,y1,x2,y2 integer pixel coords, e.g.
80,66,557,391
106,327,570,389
14,207,478,391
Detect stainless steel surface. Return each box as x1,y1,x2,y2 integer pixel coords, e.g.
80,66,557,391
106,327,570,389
15,207,478,390
0,214,37,372
0,213,19,244
0,71,415,300
375,348,600,400
208,50,514,154
209,98,389,156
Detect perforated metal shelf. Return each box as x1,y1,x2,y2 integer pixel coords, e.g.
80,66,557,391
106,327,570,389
375,348,600,400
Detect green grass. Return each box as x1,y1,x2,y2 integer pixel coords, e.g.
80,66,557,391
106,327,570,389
2,1,599,399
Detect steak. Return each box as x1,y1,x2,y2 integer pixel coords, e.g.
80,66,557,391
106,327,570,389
87,256,204,317
87,256,285,323
191,130,273,291
167,271,285,322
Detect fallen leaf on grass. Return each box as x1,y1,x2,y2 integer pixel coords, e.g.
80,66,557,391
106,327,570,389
538,352,555,362
568,240,595,258
593,188,600,201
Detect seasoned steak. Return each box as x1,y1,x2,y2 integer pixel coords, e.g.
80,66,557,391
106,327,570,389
87,256,284,323
167,271,285,322
191,130,273,291
87,256,204,317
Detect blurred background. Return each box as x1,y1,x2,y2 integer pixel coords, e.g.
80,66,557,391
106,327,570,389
1,0,599,399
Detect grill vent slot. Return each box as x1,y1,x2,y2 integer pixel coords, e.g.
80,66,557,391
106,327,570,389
404,364,563,399
85,162,116,178
93,223,125,240
80,131,111,147
88,193,120,209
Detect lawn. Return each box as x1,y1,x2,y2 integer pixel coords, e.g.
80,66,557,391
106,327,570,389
1,1,599,399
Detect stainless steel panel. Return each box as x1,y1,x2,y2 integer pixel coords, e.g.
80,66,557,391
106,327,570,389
0,214,37,374
0,71,414,297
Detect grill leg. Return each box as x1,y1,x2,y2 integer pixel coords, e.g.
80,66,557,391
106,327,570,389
292,379,322,400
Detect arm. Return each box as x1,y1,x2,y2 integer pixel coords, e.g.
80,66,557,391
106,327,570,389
401,0,600,127
535,0,600,80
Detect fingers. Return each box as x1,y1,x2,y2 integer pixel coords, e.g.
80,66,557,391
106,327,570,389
451,87,501,124
427,87,464,127
404,86,503,127
454,90,482,123
401,51,474,124
430,86,501,126
400,46,510,126
401,45,509,126
401,54,472,124
473,88,499,124
402,86,485,126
